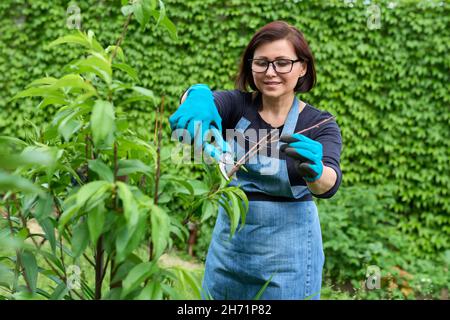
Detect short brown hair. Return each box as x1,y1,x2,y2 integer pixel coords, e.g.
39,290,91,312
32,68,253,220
235,21,316,94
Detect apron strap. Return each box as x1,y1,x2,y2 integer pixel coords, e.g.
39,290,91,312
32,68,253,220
280,96,299,138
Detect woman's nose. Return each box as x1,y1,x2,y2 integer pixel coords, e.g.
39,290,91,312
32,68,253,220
266,63,277,75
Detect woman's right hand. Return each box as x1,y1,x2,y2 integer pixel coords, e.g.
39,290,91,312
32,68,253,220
169,84,222,139
169,84,230,161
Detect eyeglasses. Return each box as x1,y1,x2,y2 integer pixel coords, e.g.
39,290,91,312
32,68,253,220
249,58,302,74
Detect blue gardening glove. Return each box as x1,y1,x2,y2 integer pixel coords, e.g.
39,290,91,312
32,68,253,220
169,84,230,162
279,133,323,182
200,127,231,162
169,84,222,141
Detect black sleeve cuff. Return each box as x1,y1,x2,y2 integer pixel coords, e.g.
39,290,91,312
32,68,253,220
311,163,342,199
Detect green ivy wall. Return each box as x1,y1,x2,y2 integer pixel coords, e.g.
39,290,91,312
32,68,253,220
0,0,449,259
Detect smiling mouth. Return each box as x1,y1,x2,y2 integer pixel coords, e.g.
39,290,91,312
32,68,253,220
264,82,281,85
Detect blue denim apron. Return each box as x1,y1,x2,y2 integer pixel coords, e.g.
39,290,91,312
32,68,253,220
202,97,325,300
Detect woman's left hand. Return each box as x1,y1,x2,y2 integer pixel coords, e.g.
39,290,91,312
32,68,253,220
280,133,323,182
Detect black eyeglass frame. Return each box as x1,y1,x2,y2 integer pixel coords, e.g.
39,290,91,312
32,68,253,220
248,58,303,74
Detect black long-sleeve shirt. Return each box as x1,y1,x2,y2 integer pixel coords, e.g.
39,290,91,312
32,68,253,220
212,89,343,199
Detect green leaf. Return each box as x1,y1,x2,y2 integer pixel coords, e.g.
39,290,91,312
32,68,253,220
115,224,144,264
229,188,248,231
160,282,181,299
150,9,178,41
161,174,194,195
10,87,58,101
0,170,42,195
39,218,57,254
201,200,216,223
117,159,152,176
71,54,112,84
133,0,152,28
0,264,14,290
0,146,55,170
168,266,202,299
26,77,58,88
218,193,239,238
48,33,90,49
110,258,142,284
112,63,139,82
253,274,275,300
155,0,166,28
116,182,140,228
132,86,156,99
17,228,30,242
121,4,134,16
150,204,170,259
50,282,69,300
37,95,68,109
186,180,209,196
21,251,38,293
47,30,103,52
11,74,96,101
88,159,114,182
39,251,64,274
0,135,28,147
58,205,79,230
121,261,158,298
76,278,95,300
76,180,112,209
58,115,82,142
87,204,105,247
117,95,156,107
51,74,97,93
106,46,126,62
90,100,115,148
136,281,162,300
19,146,56,168
72,220,89,258
118,137,157,160
229,191,245,233
10,74,95,102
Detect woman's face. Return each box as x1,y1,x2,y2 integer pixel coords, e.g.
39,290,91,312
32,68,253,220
252,39,306,98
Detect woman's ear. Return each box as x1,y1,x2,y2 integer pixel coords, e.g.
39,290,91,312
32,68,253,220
300,62,307,77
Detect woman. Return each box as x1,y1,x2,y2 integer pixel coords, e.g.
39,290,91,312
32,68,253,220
169,21,342,300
